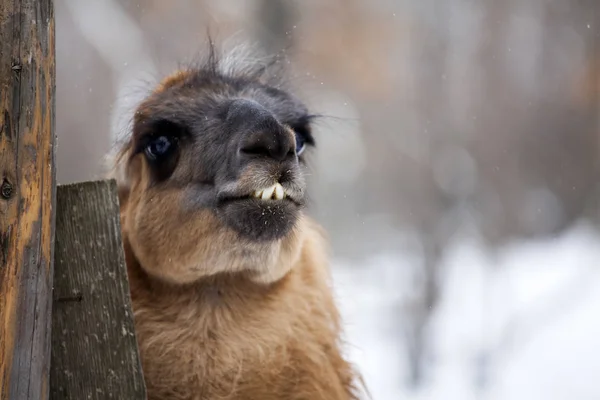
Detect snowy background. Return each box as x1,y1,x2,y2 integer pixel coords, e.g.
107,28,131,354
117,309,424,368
332,221,600,400
55,1,600,399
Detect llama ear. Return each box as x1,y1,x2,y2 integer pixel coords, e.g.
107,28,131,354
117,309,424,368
154,70,188,93
104,144,132,206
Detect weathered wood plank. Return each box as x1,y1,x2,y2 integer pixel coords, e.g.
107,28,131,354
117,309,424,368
50,180,146,400
0,1,56,399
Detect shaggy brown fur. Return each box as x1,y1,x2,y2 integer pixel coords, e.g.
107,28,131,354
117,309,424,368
110,42,365,400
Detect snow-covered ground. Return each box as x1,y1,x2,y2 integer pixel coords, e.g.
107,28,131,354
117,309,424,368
332,221,600,400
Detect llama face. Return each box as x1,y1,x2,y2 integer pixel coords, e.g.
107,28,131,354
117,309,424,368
116,46,317,284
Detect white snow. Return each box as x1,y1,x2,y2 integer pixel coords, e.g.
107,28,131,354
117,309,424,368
332,221,600,400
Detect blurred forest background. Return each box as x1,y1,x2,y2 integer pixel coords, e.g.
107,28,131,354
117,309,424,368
55,1,600,399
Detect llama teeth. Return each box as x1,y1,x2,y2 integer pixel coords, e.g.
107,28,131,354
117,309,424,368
261,185,276,200
274,183,284,200
253,183,285,200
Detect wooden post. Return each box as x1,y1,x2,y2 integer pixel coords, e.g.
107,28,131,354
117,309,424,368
0,1,56,399
50,180,146,400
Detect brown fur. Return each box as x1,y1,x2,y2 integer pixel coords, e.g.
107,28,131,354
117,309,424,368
112,50,365,399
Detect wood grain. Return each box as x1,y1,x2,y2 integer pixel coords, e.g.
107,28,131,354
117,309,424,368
0,1,56,399
50,180,146,400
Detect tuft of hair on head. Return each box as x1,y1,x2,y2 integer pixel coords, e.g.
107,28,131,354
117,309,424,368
186,34,291,89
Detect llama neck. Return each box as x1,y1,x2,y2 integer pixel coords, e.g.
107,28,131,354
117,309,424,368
121,232,294,309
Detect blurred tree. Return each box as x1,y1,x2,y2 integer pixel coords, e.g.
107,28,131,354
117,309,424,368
255,0,298,55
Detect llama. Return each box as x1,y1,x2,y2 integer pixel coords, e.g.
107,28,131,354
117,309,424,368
109,42,365,400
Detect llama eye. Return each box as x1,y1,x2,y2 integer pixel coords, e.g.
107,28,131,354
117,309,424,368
295,133,306,156
145,136,173,160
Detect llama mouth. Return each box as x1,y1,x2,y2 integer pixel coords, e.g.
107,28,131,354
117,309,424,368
218,182,303,207
216,182,302,241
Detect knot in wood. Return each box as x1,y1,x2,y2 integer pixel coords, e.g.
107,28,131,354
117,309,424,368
1,179,13,199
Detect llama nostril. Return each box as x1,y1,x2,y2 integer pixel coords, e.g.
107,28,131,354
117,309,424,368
239,128,295,162
227,99,295,162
